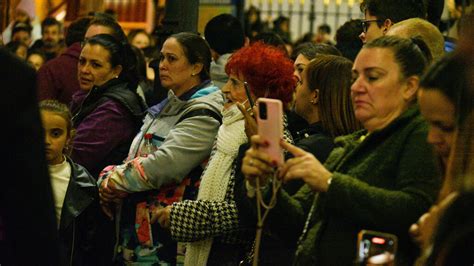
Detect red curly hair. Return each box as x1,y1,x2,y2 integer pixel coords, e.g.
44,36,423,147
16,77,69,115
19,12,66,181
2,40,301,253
225,42,295,106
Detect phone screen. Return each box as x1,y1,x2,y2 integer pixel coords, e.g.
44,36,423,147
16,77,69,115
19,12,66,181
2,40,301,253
357,230,397,266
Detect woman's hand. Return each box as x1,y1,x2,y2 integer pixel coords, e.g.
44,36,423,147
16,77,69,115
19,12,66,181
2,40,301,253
279,140,333,192
150,205,172,229
237,103,258,139
409,192,458,250
99,176,128,219
241,135,277,187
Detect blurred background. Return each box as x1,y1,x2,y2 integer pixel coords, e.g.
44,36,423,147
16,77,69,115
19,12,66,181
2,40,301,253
0,0,468,43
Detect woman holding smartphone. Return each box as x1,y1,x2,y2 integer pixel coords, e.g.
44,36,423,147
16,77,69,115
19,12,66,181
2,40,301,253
241,36,442,265
151,42,295,265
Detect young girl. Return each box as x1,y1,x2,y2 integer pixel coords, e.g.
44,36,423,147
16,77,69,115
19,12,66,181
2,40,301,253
39,100,109,265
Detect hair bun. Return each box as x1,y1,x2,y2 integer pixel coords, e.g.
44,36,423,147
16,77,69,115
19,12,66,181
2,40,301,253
409,36,433,64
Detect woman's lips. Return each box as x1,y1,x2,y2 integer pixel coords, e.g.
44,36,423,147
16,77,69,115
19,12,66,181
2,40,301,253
79,77,92,85
354,99,368,107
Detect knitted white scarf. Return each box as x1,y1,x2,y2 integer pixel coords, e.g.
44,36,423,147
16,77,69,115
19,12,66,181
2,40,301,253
184,104,247,266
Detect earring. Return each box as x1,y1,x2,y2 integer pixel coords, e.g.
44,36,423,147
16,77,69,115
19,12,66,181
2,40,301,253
310,99,317,105
191,73,196,77
115,75,119,78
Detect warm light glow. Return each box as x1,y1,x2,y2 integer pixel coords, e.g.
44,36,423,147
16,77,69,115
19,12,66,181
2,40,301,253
324,0,330,6
288,0,294,4
300,0,305,4
336,0,342,6
348,0,355,7
372,237,386,245
55,10,66,21
278,0,283,4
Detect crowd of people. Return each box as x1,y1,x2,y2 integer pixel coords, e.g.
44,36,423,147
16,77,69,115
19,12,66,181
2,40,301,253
0,0,473,265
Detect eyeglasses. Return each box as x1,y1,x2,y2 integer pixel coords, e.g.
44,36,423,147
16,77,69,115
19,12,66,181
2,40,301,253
361,19,382,33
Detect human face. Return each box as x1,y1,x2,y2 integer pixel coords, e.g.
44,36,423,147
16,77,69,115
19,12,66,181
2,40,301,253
12,31,31,46
159,37,201,96
131,32,150,49
221,74,252,110
42,25,60,48
418,89,456,163
293,54,310,83
15,45,27,60
27,54,45,71
351,48,409,132
84,25,114,40
359,11,384,44
41,111,69,165
78,43,122,91
294,68,318,123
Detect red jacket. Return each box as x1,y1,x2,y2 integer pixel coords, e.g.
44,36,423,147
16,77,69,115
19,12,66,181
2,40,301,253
37,42,81,104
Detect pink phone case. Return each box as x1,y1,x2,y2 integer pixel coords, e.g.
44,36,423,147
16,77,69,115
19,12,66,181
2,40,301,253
257,98,284,166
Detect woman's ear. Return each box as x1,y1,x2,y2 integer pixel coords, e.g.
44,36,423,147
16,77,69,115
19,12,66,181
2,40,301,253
403,75,420,102
311,89,319,105
65,129,76,156
192,63,204,77
112,65,123,78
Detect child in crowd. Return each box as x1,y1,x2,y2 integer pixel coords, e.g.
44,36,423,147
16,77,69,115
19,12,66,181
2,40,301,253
39,100,106,265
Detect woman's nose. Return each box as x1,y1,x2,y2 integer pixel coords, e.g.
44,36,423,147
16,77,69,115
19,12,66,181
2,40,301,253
80,63,90,74
159,60,167,70
427,127,442,145
359,32,366,43
351,77,364,93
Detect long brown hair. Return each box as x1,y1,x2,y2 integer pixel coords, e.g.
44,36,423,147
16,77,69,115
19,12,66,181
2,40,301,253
305,55,362,137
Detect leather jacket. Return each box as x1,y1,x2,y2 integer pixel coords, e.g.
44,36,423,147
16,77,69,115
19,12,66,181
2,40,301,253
58,157,113,265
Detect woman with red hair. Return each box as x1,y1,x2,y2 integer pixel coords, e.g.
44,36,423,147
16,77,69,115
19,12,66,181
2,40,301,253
152,42,295,265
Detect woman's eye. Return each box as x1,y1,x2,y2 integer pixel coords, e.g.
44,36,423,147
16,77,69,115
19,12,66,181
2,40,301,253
79,58,85,65
351,75,358,84
92,62,101,68
367,76,379,82
439,125,455,133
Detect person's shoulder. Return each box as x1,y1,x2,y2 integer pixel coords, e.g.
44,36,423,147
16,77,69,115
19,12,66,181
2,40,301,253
68,157,98,187
188,87,224,112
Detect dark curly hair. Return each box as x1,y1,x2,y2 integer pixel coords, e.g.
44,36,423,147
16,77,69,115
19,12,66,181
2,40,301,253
225,42,295,107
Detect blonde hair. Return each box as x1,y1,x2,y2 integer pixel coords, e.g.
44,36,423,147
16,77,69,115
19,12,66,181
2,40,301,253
388,18,445,62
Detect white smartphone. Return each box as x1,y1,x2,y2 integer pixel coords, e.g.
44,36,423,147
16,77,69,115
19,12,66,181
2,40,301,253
256,98,284,166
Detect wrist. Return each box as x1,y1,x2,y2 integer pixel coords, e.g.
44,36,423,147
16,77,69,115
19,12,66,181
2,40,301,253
322,173,333,192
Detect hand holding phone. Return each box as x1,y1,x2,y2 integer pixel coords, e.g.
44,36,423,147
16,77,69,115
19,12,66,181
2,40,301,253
257,98,284,166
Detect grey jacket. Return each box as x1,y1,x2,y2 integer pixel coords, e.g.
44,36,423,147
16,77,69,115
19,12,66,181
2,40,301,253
110,87,224,192
210,53,232,89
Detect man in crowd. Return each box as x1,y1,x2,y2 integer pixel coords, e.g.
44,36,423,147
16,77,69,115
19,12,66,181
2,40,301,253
204,14,246,89
11,22,33,47
30,17,64,61
359,0,426,43
387,18,445,62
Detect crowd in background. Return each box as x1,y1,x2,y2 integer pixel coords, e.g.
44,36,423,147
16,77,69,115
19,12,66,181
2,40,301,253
0,0,473,265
